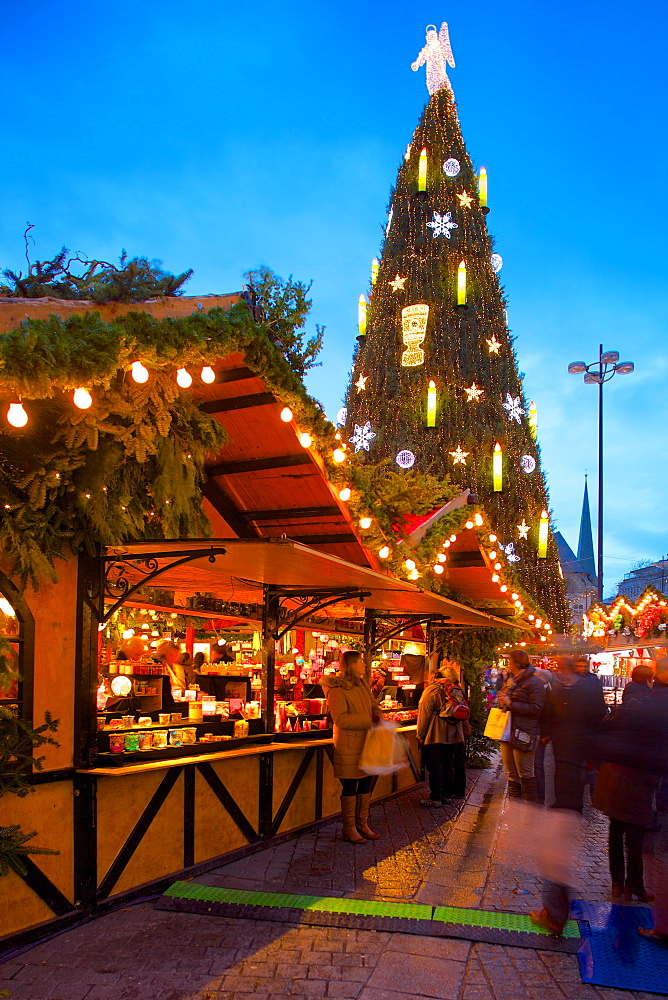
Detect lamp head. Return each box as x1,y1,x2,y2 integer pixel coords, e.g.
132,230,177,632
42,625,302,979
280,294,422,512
600,351,619,365
568,362,587,374
615,361,634,374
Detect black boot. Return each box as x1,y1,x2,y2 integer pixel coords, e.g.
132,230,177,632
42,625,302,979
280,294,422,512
507,779,522,799
521,777,538,802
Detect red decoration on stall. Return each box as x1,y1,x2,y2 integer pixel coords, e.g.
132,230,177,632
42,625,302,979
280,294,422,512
185,626,195,656
294,629,306,654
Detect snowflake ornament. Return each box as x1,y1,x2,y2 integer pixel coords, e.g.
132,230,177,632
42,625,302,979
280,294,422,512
427,211,458,239
501,542,521,564
390,274,407,292
464,383,484,402
450,446,469,465
491,253,503,273
349,422,376,453
443,158,461,177
502,393,525,424
517,520,530,540
396,450,416,469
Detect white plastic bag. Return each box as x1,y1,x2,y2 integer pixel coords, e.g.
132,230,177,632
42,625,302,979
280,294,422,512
359,720,408,775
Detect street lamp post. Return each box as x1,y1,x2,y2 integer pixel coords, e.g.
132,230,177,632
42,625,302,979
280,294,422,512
568,346,634,603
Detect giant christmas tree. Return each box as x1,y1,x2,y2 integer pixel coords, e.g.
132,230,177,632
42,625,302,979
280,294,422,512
344,23,566,628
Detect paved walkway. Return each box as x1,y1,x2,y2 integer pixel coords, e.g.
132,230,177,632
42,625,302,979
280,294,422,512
1,753,667,1000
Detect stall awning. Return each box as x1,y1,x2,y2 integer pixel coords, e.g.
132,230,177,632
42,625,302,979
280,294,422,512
103,538,519,629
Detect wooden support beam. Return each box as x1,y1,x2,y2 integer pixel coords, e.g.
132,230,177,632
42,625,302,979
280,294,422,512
207,454,313,476
281,533,358,545
447,552,487,568
240,506,341,521
199,392,276,414
216,366,256,383
201,479,258,538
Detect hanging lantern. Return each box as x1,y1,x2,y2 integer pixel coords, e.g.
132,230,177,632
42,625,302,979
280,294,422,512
457,261,467,305
201,366,216,384
176,368,193,388
492,442,503,492
358,295,367,338
478,167,488,207
538,510,549,558
73,387,92,410
529,400,538,437
418,148,428,191
6,402,28,428
371,258,379,286
427,380,437,427
131,361,149,384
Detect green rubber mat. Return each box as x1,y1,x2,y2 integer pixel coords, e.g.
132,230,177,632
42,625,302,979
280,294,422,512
433,904,580,938
160,880,581,952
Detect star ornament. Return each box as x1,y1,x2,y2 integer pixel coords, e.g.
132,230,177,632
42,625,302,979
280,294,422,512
502,393,525,424
457,190,474,208
486,336,501,354
389,274,407,292
349,421,376,453
450,446,469,465
355,374,368,393
517,520,530,540
464,383,484,402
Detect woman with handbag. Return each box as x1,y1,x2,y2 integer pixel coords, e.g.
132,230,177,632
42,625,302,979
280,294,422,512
323,651,382,843
498,649,546,802
416,662,468,807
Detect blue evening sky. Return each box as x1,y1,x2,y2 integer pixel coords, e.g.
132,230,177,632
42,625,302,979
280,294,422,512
3,1,667,598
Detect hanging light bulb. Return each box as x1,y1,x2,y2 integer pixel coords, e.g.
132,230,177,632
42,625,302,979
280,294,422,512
280,407,293,422
437,553,446,563
176,368,193,388
359,516,372,529
465,520,474,529
409,568,419,580
333,448,346,463
378,546,390,559
405,559,416,571
73,387,92,410
299,432,312,448
131,361,149,384
433,564,444,575
6,402,27,428
474,513,483,526
339,487,351,502
201,366,216,384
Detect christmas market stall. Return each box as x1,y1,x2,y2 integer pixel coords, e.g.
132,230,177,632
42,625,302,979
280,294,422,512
0,280,529,949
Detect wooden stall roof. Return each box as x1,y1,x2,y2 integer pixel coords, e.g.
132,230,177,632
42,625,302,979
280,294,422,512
194,353,375,570
443,528,534,626
105,538,519,629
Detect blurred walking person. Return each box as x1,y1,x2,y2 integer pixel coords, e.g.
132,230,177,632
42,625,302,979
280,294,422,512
498,649,546,802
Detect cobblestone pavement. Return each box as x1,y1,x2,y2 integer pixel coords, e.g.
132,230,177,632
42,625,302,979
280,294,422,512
1,752,667,1000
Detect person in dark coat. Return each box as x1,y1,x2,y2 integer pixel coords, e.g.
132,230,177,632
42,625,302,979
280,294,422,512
622,663,654,705
640,662,668,946
498,650,546,802
593,661,668,905
416,662,467,807
542,655,606,812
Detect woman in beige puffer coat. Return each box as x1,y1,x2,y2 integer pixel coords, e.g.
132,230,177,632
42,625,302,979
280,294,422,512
323,650,381,843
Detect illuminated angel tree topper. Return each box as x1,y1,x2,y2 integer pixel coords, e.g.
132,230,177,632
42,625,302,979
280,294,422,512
411,22,456,99
344,31,567,627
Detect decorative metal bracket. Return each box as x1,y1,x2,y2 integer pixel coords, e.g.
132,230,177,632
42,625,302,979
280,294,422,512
99,546,227,624
267,587,372,641
366,613,451,653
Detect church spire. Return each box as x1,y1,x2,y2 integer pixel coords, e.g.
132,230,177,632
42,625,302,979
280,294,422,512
577,476,596,580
